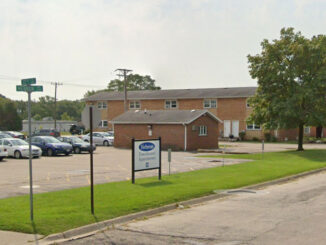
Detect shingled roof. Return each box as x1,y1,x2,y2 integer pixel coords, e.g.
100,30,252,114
85,87,257,101
111,110,223,124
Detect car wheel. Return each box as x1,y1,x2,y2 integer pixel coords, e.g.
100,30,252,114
0,157,3,161
85,140,89,142
47,148,54,156
14,150,22,159
74,147,81,154
65,152,70,156
103,140,109,146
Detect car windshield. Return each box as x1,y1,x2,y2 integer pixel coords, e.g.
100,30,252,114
10,139,28,146
102,133,111,137
43,137,61,143
0,134,12,139
71,137,85,143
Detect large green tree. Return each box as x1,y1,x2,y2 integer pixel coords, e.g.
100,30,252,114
107,74,161,91
247,28,326,151
84,74,161,97
0,97,21,131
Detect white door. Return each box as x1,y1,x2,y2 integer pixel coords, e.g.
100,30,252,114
224,120,231,137
232,120,239,137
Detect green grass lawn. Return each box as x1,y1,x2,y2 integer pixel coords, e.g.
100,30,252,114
1,150,326,235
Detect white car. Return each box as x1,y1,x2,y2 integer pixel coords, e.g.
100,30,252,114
82,132,114,146
0,147,8,161
0,138,42,159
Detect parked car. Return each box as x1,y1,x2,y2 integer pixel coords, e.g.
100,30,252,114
0,138,42,159
32,129,60,138
82,132,114,146
31,136,72,156
0,146,8,161
58,136,96,154
69,124,85,135
0,133,13,139
3,131,26,140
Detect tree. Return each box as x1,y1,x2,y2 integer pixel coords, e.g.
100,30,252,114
0,98,21,131
33,114,42,120
107,74,161,91
247,28,326,151
61,112,73,121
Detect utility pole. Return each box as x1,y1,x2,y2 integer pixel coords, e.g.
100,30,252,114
115,68,132,112
51,82,63,130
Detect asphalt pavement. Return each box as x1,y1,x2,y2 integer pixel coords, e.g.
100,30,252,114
63,171,326,245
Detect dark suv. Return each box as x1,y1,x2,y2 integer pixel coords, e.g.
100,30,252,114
33,129,60,138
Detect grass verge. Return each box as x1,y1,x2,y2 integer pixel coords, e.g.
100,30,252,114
1,150,326,235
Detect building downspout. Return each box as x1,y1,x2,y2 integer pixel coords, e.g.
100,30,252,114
183,124,187,151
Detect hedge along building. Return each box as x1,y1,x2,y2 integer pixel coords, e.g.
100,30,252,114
82,86,323,140
111,110,222,151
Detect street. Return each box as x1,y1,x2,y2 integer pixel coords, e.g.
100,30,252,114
63,171,326,245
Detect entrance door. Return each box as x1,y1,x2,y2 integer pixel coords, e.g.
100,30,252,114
232,120,239,137
224,120,231,137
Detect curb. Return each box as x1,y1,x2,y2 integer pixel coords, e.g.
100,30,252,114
42,166,326,244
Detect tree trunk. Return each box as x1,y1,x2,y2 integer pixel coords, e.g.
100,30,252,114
316,126,323,138
297,124,304,151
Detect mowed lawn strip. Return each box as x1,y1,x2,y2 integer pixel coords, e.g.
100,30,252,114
1,150,326,235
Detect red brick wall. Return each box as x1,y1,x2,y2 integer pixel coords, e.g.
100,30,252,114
114,124,185,150
187,115,219,150
114,115,219,151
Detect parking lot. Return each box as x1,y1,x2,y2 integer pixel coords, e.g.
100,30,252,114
0,146,248,199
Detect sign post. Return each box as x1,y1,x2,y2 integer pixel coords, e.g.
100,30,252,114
16,78,43,221
168,148,171,175
89,107,94,214
131,137,161,184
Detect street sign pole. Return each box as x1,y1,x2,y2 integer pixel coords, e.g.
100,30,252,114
28,90,33,221
16,78,42,221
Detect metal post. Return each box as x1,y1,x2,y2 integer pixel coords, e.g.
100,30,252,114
168,148,171,175
89,107,94,214
158,137,161,180
132,138,135,184
262,140,264,160
223,144,226,167
28,90,33,221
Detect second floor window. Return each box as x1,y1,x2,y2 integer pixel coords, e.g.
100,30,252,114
97,102,107,109
203,99,217,108
165,100,177,109
129,101,141,109
98,120,108,127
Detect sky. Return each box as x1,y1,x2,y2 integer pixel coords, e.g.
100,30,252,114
0,0,326,101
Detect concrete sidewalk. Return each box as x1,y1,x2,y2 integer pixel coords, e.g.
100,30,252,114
0,230,42,245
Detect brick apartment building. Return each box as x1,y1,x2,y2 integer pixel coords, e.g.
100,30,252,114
83,87,323,141
111,110,222,151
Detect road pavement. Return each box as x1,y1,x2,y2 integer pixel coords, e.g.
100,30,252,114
63,171,326,245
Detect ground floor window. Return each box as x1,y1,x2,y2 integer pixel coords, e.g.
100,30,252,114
199,125,208,136
246,123,261,130
99,120,108,127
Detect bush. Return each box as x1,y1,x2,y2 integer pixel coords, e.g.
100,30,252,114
252,137,259,141
264,132,272,142
239,131,246,141
271,136,277,142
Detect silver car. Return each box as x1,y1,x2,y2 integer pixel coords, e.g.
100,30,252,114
0,138,42,159
82,132,114,146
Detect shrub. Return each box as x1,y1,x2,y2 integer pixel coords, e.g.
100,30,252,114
252,137,259,141
239,131,246,141
264,132,272,142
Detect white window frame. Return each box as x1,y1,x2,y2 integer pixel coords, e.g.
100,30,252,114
165,100,178,109
199,125,208,136
304,126,310,134
99,120,108,128
203,99,217,109
129,101,141,109
97,102,107,109
246,123,261,130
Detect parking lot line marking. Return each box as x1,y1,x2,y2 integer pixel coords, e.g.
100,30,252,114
190,167,194,171
47,173,50,181
126,177,130,180
106,176,110,181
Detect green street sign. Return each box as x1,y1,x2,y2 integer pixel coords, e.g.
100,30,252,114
16,85,43,92
21,78,36,85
